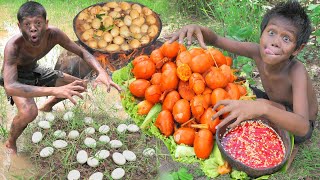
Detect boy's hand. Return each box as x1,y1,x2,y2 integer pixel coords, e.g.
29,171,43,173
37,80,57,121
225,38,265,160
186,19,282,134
93,71,122,93
54,80,87,105
167,24,207,49
212,100,264,129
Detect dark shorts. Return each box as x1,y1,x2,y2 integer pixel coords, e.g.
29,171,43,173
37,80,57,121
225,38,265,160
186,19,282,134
250,86,314,144
0,65,64,104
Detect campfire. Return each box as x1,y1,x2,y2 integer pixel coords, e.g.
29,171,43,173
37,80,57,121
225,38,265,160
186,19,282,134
92,40,164,73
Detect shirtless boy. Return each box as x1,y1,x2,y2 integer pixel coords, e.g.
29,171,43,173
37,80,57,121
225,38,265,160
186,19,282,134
169,1,318,143
0,1,121,154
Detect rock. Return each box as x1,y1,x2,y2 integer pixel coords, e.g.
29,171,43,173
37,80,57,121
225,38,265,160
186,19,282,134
38,121,51,129
111,168,125,179
53,140,68,149
68,130,80,139
40,147,54,158
123,150,137,161
84,137,96,148
32,131,43,143
127,124,139,132
112,152,126,165
67,169,80,180
99,125,110,134
95,150,110,160
76,150,88,164
110,140,123,148
89,172,103,180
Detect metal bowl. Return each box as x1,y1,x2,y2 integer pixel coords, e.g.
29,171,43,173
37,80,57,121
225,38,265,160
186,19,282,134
216,119,292,178
73,1,162,55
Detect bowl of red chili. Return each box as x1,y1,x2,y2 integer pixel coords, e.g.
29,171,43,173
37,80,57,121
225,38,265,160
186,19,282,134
216,119,292,178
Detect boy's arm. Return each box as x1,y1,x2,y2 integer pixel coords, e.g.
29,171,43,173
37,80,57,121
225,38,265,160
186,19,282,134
52,28,121,92
212,64,310,136
3,44,86,104
169,24,261,60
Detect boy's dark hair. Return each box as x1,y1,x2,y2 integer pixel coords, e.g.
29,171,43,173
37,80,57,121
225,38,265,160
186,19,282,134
17,1,46,23
260,0,312,50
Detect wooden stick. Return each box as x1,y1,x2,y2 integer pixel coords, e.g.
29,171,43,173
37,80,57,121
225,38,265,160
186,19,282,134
207,50,219,68
191,124,208,129
234,80,246,85
181,118,195,127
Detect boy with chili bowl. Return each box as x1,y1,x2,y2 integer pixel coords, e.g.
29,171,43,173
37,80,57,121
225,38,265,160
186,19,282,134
1,1,121,154
168,1,318,143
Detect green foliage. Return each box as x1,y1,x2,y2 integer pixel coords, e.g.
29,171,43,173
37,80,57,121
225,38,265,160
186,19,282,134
0,88,7,118
174,0,207,17
232,56,256,85
181,0,266,42
112,62,133,86
0,124,8,139
160,167,194,180
307,3,320,45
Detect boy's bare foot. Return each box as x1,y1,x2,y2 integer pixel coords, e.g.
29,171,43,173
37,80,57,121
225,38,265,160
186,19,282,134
4,141,17,155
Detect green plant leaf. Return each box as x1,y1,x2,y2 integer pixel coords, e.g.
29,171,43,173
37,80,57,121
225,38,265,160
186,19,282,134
99,25,106,31
242,64,253,74
96,13,105,20
307,4,320,11
313,29,320,36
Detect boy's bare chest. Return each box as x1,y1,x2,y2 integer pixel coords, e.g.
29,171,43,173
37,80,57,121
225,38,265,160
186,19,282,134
17,42,55,67
259,71,293,105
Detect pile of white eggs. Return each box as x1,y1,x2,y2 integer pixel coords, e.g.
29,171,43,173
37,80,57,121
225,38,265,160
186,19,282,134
33,111,155,180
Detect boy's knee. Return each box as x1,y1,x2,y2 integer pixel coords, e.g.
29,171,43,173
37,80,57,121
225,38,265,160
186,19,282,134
19,104,38,122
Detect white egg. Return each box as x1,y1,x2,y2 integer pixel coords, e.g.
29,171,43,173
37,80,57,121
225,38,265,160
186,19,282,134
84,137,97,148
143,148,155,157
95,150,110,160
84,127,95,135
84,117,93,124
89,172,103,180
87,157,99,167
76,150,88,164
32,131,43,143
111,168,125,180
53,140,68,149
45,112,55,122
39,147,54,157
112,152,126,165
63,111,74,121
68,130,80,139
38,120,51,129
110,140,123,148
99,135,110,144
98,125,110,134
53,130,66,139
127,124,139,133
123,150,137,161
67,169,80,180
117,124,127,133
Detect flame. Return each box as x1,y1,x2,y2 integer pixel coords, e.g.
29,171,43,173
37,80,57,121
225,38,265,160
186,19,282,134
92,41,164,71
